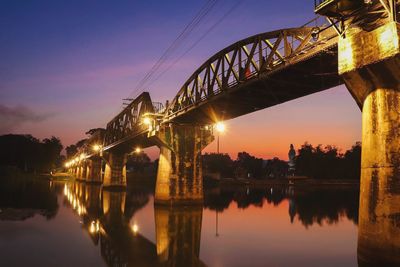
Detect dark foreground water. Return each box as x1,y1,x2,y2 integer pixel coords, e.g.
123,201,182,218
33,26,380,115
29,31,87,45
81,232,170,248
0,178,361,267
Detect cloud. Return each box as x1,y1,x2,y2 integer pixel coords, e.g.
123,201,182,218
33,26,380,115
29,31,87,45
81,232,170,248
0,104,50,134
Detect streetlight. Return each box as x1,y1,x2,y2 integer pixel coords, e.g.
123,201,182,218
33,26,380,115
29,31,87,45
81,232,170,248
214,121,225,237
93,144,101,152
135,147,141,153
215,122,225,154
131,223,139,235
143,117,151,125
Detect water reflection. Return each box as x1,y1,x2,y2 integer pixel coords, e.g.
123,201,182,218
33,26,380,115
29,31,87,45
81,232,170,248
62,181,363,267
2,176,400,266
0,177,58,220
204,185,359,227
64,181,207,267
358,168,400,266
64,183,160,266
155,205,204,267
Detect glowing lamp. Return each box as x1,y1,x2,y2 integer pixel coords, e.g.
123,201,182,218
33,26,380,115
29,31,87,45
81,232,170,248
93,144,101,152
143,117,151,125
215,122,225,133
131,223,139,234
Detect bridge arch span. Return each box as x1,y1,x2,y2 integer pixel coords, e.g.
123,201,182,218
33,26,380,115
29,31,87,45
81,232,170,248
164,26,340,124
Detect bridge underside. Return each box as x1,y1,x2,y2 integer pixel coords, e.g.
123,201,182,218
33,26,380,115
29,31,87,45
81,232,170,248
171,46,341,124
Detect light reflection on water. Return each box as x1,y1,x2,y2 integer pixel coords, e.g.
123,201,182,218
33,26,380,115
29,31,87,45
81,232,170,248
0,178,363,266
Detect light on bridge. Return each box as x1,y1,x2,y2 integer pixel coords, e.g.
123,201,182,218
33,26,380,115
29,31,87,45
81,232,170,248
92,144,101,152
89,220,100,234
131,223,139,234
143,117,152,126
135,147,142,153
215,122,226,133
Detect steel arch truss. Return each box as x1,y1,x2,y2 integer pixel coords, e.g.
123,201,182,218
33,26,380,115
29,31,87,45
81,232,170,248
104,92,155,148
164,27,337,122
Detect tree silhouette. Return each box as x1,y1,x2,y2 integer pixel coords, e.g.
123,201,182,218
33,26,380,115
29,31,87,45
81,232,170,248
296,142,361,179
0,134,63,173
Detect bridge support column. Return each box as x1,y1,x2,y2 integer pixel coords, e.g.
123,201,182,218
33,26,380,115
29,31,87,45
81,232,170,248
77,165,83,180
75,166,80,178
103,152,127,188
339,21,400,265
81,161,88,181
86,157,102,183
154,124,213,205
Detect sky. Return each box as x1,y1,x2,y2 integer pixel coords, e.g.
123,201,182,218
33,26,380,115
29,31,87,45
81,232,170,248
0,0,361,160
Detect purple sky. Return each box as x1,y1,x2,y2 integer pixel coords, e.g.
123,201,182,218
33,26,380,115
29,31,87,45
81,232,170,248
0,0,361,160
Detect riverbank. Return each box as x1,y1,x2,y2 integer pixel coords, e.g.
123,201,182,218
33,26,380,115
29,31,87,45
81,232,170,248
0,166,72,181
217,177,359,188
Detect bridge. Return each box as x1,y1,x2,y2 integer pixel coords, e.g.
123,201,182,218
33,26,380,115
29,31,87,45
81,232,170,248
66,1,400,263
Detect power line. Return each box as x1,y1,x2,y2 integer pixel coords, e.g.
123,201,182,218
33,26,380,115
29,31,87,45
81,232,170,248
127,0,219,100
147,0,243,89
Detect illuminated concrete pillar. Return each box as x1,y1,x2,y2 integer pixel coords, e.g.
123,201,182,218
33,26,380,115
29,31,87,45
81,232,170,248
86,157,102,183
77,165,83,180
154,205,203,266
103,152,127,188
81,161,88,181
338,19,400,265
154,124,213,205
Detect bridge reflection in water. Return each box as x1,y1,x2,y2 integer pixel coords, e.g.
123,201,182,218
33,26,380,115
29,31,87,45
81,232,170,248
1,178,397,266
63,182,205,267
60,179,400,266
358,168,400,266
55,180,383,266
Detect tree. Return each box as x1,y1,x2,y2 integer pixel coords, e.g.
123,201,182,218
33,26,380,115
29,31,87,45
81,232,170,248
295,142,361,179
65,145,78,158
265,157,288,178
234,152,264,179
75,139,87,148
85,128,105,136
42,137,63,170
343,142,361,179
126,152,151,173
202,153,234,178
65,139,87,159
0,134,64,173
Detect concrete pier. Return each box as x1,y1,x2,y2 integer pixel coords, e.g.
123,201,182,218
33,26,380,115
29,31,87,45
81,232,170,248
86,157,102,183
337,13,400,266
103,152,127,188
154,124,213,205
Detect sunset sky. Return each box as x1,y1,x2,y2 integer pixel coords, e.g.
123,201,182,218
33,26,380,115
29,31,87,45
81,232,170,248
0,0,361,160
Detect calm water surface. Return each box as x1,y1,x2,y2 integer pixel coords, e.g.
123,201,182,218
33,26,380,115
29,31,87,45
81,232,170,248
0,178,360,267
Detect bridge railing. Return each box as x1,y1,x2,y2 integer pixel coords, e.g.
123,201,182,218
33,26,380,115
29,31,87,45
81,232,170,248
152,102,165,114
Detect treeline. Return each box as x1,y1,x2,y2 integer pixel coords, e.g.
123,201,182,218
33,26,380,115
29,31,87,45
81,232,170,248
203,142,361,180
296,142,361,179
0,134,64,173
203,152,287,179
